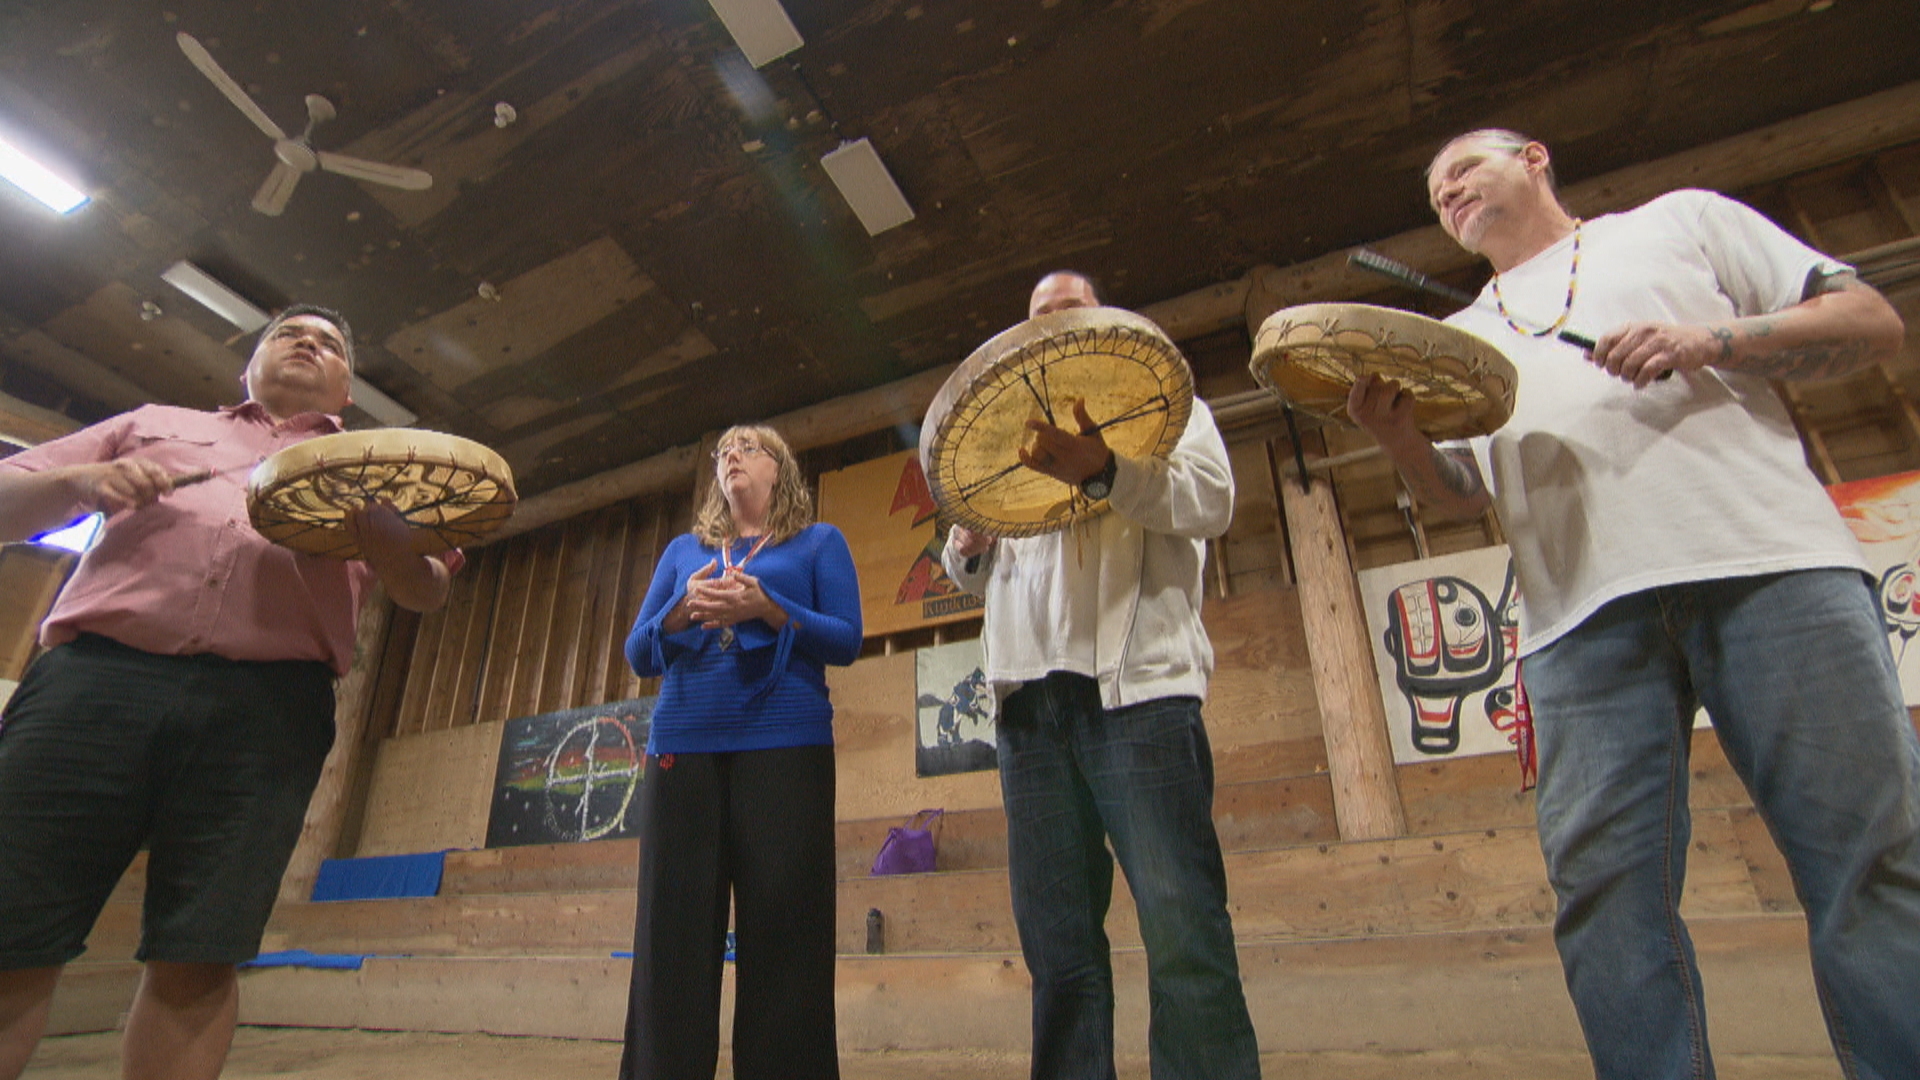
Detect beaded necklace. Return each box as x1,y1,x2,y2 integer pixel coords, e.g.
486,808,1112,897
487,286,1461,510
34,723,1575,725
1491,219,1581,337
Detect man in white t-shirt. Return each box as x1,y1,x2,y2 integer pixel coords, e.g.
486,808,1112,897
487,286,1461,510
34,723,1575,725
941,271,1260,1080
1351,130,1920,1080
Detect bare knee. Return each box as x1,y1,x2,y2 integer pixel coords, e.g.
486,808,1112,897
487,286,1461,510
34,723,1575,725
0,966,61,1022
139,962,235,1007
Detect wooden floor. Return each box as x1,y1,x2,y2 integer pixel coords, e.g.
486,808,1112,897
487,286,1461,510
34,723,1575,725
25,1027,1846,1080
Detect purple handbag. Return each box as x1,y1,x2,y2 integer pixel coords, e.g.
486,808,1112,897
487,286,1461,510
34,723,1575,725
869,809,943,876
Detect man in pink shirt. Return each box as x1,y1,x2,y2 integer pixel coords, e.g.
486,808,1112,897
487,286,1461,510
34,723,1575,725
0,305,456,1080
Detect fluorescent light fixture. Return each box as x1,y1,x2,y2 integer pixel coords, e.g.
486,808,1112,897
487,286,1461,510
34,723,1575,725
0,134,88,213
160,260,416,426
820,138,915,236
161,260,270,332
708,0,803,68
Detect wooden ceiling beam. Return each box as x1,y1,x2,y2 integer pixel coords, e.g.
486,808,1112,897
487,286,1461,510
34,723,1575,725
494,81,1920,546
1141,79,1920,337
0,389,82,449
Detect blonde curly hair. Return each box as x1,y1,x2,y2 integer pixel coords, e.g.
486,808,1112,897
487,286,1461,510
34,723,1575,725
693,424,815,547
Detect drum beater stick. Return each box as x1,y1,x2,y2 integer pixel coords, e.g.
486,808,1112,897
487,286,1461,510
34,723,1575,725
1348,248,1598,351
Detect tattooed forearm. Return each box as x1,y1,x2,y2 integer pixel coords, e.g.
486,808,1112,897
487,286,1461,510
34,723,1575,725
1435,447,1485,498
1396,445,1489,519
1709,271,1899,381
1733,338,1876,381
1711,326,1735,363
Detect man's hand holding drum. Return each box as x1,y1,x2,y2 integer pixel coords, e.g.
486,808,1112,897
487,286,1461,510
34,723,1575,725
1018,398,1112,487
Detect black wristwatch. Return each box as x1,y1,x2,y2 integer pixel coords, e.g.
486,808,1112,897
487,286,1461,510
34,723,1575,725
1079,452,1117,501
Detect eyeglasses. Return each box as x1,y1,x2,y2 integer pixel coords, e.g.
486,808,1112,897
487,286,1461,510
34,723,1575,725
712,441,771,461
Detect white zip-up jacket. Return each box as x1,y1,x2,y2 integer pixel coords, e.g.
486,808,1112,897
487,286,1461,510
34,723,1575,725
941,399,1233,709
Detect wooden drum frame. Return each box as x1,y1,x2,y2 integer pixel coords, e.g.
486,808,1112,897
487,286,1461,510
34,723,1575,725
920,307,1193,537
1250,302,1518,441
247,429,517,559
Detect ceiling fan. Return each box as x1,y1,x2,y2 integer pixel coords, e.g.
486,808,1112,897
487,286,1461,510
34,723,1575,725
176,31,432,216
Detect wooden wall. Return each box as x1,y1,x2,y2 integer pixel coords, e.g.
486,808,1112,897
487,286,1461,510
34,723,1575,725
381,496,688,738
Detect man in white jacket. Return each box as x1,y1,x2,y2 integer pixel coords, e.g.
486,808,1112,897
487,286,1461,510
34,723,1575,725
941,271,1260,1080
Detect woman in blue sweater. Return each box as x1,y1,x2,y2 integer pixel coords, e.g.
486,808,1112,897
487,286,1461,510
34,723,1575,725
618,424,862,1080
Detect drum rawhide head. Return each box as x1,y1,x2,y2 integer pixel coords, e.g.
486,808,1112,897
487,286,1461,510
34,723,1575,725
920,306,1193,538
246,429,517,559
1249,302,1518,441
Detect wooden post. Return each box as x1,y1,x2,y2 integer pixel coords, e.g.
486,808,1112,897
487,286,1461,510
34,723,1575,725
279,587,396,903
1279,470,1407,840
1264,376,1408,849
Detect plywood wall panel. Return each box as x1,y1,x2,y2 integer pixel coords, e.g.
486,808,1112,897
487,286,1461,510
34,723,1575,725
830,649,1004,822
354,722,504,856
1221,440,1289,594
1202,588,1323,753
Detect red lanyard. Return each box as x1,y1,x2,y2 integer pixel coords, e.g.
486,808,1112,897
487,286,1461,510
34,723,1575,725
721,532,772,573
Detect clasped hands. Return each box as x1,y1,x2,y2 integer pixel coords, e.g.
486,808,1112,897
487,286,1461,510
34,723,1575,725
672,560,778,633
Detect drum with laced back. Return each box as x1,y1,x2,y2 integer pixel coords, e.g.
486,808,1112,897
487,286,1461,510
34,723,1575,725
1250,302,1519,441
920,306,1194,538
245,429,517,559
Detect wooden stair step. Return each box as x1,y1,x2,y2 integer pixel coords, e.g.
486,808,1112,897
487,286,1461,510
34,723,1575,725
44,962,141,1037
428,771,1339,896
228,915,1834,1058
242,809,1792,960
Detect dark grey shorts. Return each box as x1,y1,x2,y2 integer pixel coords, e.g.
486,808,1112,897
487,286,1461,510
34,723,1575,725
0,635,335,968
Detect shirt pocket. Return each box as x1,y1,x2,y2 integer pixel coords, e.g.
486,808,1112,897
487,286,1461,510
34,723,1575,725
125,429,223,477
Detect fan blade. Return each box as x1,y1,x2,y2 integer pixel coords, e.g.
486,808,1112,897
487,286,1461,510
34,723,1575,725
316,152,433,191
251,160,302,215
176,32,287,142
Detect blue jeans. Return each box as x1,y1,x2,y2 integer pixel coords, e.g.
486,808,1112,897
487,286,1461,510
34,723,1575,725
1525,570,1920,1080
996,672,1260,1080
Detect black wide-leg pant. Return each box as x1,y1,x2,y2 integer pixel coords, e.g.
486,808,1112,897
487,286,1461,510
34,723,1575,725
618,744,840,1080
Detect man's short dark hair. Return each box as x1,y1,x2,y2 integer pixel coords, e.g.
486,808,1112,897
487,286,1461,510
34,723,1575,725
260,303,355,371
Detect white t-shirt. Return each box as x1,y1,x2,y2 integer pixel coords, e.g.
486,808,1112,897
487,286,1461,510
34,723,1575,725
1447,189,1868,656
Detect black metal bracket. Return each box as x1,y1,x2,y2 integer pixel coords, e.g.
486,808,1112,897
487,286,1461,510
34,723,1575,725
1282,404,1311,492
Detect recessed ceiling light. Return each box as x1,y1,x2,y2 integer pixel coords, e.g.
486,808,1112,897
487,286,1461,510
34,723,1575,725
820,138,915,236
0,134,88,214
707,0,803,68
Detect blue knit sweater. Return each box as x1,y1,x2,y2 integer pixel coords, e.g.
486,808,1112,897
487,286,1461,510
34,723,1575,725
625,523,863,754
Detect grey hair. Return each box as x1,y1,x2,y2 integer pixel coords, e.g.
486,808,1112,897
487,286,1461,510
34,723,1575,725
1426,129,1557,191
